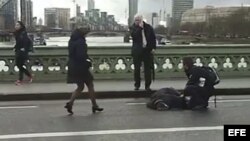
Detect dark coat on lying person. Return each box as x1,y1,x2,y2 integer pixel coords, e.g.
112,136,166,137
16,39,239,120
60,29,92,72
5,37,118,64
147,88,187,110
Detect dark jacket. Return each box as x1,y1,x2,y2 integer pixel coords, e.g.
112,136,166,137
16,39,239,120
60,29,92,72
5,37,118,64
14,30,29,59
67,31,92,84
130,22,156,54
185,66,214,90
147,88,186,110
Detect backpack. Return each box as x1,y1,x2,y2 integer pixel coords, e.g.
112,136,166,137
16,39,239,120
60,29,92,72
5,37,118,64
202,66,220,86
27,36,34,52
202,66,220,108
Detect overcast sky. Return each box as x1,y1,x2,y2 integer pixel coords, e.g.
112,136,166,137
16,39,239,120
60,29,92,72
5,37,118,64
33,0,250,25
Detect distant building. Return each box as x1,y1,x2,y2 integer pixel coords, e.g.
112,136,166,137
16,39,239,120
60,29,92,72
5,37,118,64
45,8,57,28
167,14,171,28
85,10,90,21
128,0,138,26
79,6,123,31
0,15,4,29
0,0,18,30
45,8,70,30
76,4,81,16
100,12,107,30
88,0,95,10
92,9,100,22
107,15,115,30
21,0,33,27
32,16,37,26
38,17,43,25
172,0,193,28
100,12,107,22
181,6,250,24
107,15,114,23
144,12,159,28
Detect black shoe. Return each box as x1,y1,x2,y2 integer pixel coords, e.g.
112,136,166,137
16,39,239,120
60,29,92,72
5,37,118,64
64,102,73,115
92,106,104,113
145,87,152,92
134,87,139,91
192,105,208,111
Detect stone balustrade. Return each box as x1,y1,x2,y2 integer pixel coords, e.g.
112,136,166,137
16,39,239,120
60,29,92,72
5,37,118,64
0,44,250,82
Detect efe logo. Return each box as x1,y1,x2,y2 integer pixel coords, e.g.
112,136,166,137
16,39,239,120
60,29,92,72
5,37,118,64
228,129,246,136
224,125,249,141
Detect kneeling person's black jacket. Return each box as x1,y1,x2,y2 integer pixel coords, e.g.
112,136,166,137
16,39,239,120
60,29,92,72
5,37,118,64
185,66,214,91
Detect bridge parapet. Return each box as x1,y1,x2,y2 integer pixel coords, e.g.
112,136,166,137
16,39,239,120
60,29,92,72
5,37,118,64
0,44,250,82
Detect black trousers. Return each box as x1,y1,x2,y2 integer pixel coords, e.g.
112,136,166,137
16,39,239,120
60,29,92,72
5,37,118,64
184,85,213,109
132,51,153,89
16,52,31,81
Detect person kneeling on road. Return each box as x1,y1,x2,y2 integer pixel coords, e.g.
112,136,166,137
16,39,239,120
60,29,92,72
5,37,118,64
182,57,220,110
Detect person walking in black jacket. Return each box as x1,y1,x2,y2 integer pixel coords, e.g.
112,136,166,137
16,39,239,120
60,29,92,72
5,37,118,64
183,57,215,110
14,21,33,85
64,27,103,115
130,14,156,91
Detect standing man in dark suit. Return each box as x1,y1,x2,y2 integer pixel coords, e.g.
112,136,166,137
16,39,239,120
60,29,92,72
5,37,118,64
130,14,156,91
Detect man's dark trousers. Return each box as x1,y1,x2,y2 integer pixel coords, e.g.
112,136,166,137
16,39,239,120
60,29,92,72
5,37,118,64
184,85,212,109
133,49,153,89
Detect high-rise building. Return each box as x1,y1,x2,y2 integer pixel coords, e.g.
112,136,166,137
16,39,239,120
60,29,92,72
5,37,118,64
45,8,70,30
143,12,159,28
0,0,18,30
88,0,95,10
38,17,43,25
181,7,250,24
32,16,37,26
21,0,33,28
100,12,107,23
172,0,193,29
85,10,90,17
92,9,100,22
128,0,138,26
166,14,171,28
100,12,107,30
0,15,5,29
76,4,81,17
107,14,115,30
45,9,57,28
27,0,33,27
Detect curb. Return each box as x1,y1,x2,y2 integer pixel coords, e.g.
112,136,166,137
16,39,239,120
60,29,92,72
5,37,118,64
1,88,250,101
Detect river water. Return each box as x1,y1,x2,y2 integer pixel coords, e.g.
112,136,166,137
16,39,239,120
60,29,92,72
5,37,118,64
0,36,131,47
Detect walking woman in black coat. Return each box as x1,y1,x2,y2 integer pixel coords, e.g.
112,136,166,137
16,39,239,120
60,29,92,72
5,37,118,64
14,21,33,85
64,27,103,114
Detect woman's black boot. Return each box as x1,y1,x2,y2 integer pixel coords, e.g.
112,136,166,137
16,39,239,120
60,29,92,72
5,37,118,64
92,106,103,113
64,102,73,115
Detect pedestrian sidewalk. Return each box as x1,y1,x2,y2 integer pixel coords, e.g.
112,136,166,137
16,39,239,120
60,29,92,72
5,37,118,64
0,78,250,101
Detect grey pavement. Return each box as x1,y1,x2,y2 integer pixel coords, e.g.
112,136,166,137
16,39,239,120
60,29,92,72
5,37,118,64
0,96,250,141
2,79,189,95
0,78,250,94
1,78,250,101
